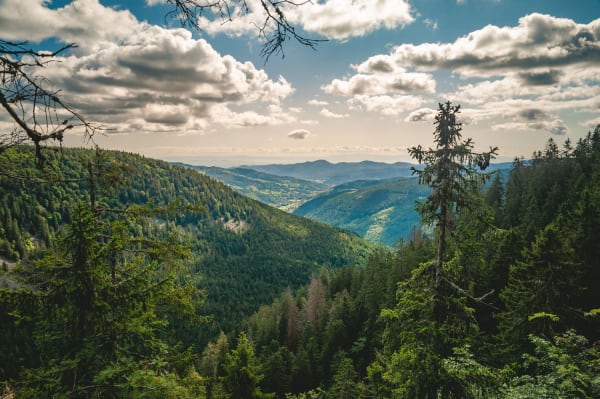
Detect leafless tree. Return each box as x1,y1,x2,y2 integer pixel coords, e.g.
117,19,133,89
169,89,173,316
0,40,98,166
165,0,323,59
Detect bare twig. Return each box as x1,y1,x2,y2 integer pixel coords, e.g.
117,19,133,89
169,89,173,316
1,40,100,166
442,275,499,310
164,0,324,60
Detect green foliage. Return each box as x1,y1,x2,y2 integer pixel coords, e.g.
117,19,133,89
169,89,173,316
408,101,497,230
328,354,360,399
223,333,274,399
0,146,375,344
3,124,600,397
285,387,325,399
442,346,503,399
5,197,200,396
503,331,600,398
188,165,328,211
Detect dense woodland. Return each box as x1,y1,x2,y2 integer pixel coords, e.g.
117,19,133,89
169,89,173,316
1,110,600,397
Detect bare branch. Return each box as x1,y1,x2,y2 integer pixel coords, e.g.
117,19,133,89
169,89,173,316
1,40,100,166
164,0,324,60
442,275,499,310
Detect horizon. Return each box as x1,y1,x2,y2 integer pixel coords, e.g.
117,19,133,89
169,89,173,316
167,155,519,169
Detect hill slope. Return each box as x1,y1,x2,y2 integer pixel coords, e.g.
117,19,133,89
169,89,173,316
176,164,328,211
294,177,431,246
0,147,375,333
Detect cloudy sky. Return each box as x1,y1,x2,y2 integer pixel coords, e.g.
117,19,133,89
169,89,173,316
1,0,599,166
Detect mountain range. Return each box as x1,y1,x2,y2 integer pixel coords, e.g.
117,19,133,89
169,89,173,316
241,159,416,186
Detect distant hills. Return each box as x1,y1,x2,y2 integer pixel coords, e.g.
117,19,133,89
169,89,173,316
241,159,416,186
179,159,513,246
176,164,328,212
294,177,431,246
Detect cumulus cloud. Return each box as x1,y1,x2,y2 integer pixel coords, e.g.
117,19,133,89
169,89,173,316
308,99,329,106
323,70,436,96
405,108,437,122
288,0,414,40
349,95,424,116
320,108,349,118
0,0,138,47
492,120,568,135
389,13,600,78
322,13,600,127
518,70,563,86
517,108,551,122
0,0,297,133
288,129,312,139
195,0,414,40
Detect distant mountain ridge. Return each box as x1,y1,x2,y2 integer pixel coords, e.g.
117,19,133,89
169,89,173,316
177,160,514,246
241,159,416,186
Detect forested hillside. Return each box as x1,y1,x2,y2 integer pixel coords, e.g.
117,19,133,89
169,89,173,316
178,164,328,211
294,177,431,245
0,146,376,396
198,124,600,398
2,123,600,397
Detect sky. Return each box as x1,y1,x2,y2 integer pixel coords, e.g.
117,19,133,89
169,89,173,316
1,0,599,166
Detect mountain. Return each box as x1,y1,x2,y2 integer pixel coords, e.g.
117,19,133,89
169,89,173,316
242,159,416,186
171,161,512,247
175,164,328,211
0,147,376,335
294,177,431,246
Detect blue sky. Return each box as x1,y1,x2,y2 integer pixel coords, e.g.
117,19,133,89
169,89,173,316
1,0,599,166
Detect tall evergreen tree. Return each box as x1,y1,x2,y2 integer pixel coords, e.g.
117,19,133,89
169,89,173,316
380,101,498,398
408,101,498,313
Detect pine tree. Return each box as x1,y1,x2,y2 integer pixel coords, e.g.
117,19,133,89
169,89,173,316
223,333,273,399
381,101,498,398
408,101,498,308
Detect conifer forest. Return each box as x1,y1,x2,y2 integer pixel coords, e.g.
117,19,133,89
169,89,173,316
1,102,599,397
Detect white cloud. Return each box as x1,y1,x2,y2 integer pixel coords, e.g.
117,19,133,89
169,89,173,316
424,18,438,31
349,95,424,116
320,108,349,118
1,0,297,133
492,119,568,135
288,0,414,40
389,13,600,78
323,70,436,96
308,99,329,106
0,0,138,48
288,129,312,139
405,108,436,122
196,0,414,40
323,13,600,131
581,117,600,128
